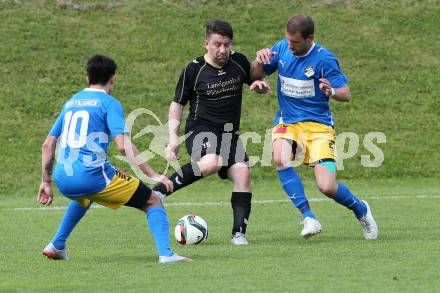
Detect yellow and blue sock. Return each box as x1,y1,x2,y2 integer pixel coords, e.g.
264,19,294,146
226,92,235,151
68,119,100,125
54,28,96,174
277,167,316,219
52,200,88,250
146,205,173,257
333,182,367,219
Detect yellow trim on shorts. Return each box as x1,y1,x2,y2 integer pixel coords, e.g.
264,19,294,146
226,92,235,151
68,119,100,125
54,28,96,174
272,121,337,165
74,170,140,209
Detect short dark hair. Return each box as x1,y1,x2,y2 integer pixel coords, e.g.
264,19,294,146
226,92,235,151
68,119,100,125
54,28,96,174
286,14,314,39
87,55,117,86
205,19,233,40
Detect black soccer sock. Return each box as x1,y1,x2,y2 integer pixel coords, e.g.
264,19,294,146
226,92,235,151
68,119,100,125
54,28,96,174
231,192,252,235
153,162,203,196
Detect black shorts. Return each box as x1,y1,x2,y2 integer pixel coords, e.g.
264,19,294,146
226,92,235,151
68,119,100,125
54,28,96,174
185,122,249,179
124,181,152,210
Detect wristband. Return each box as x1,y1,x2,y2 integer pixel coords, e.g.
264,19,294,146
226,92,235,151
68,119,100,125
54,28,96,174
330,87,336,98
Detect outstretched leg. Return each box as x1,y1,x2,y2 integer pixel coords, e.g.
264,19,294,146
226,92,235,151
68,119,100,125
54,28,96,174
153,162,203,196
153,154,221,198
125,182,192,263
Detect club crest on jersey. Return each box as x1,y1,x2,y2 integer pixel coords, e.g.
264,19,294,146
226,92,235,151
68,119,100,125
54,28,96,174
217,69,226,76
304,65,315,78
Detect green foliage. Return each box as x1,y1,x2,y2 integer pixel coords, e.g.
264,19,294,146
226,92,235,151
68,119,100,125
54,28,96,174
1,0,439,197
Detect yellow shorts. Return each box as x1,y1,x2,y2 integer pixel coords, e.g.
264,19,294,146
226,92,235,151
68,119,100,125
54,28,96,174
272,121,336,165
74,170,140,209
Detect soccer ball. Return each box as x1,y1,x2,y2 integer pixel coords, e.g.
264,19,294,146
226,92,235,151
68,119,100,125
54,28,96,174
174,215,208,245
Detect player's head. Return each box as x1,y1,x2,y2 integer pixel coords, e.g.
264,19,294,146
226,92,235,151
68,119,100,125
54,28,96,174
204,19,233,67
86,55,117,93
285,14,314,56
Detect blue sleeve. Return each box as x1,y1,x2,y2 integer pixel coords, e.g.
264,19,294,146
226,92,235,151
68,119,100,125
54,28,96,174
48,113,63,138
106,100,128,139
320,57,348,89
263,41,282,76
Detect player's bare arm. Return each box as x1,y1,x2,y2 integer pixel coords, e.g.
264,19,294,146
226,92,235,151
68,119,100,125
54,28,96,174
113,134,174,192
166,101,184,161
249,48,277,81
319,78,351,102
37,135,57,206
249,49,274,94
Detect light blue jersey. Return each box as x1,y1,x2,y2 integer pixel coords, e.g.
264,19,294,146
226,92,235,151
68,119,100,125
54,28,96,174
263,40,348,127
49,88,128,197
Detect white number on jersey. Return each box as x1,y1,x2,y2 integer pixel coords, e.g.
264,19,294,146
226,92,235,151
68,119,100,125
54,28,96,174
60,110,90,148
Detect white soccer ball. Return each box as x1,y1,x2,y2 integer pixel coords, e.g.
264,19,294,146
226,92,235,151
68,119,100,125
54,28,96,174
174,215,208,245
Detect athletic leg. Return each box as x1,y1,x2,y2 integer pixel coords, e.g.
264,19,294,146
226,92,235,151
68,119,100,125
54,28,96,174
273,138,316,219
314,162,366,219
314,162,378,240
50,200,89,250
227,163,252,245
125,182,192,262
153,124,221,197
43,199,89,260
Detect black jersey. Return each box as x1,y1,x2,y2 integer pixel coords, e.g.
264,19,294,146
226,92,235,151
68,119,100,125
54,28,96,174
173,51,252,132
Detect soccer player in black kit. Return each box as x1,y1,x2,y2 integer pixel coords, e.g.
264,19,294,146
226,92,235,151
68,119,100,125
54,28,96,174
153,19,270,245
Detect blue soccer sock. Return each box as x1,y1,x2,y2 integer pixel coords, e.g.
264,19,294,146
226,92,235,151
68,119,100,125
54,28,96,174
146,205,173,257
333,182,367,219
52,200,88,250
277,167,316,219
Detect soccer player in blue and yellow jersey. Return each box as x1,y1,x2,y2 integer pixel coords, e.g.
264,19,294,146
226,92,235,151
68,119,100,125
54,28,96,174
37,55,191,263
250,15,378,240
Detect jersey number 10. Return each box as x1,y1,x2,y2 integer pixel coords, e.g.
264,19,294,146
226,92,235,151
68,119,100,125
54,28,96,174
60,110,90,148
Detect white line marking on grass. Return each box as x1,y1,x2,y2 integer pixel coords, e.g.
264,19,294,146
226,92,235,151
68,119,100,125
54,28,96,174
3,195,440,212
5,205,105,211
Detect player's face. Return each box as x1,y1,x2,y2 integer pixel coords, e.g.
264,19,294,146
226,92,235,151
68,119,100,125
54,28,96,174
204,33,232,67
285,32,313,56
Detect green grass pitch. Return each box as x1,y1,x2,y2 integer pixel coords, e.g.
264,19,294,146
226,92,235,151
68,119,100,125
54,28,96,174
1,178,440,292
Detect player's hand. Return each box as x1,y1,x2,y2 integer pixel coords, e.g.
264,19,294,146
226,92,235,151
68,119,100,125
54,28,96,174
250,80,272,94
151,174,174,193
37,181,54,206
256,48,277,65
165,143,179,162
319,78,335,97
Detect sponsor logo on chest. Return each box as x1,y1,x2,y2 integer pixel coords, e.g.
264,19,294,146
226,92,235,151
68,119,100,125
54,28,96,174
279,75,315,98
